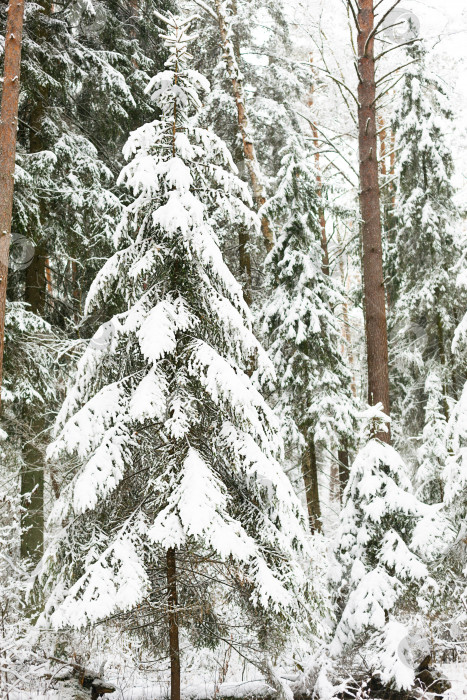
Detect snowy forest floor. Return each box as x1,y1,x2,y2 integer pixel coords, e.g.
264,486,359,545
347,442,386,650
7,663,467,700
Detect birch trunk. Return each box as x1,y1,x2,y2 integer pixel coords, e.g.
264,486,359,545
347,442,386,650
214,0,273,253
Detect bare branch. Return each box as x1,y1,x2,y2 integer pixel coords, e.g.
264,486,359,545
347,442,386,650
375,37,421,62
364,0,403,57
297,110,358,179
302,63,360,106
346,0,360,32
375,59,418,86
371,72,404,105
190,0,217,20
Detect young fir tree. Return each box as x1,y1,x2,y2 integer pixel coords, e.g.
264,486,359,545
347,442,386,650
415,372,448,504
261,139,357,532
40,14,313,695
388,42,465,444
330,406,432,689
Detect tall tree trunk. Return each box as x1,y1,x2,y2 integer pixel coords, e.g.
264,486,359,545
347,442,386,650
301,437,321,533
357,0,391,441
338,447,350,501
436,310,450,422
20,422,44,561
378,114,387,177
0,0,26,410
213,0,273,253
21,243,47,562
167,547,181,700
238,227,252,306
20,13,50,561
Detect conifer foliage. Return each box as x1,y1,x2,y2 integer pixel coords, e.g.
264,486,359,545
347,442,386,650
41,12,311,690
389,43,465,437
330,407,430,689
261,139,356,529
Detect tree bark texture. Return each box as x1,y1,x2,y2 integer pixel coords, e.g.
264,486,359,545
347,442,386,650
167,547,181,700
301,438,322,533
0,0,26,410
357,0,391,441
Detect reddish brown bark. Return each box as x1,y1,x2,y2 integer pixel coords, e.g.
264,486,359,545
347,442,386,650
378,114,387,177
357,0,390,441
0,0,26,410
167,547,181,700
214,0,273,254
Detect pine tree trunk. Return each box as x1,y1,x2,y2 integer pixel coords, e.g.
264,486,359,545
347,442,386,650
21,243,47,562
20,419,44,561
357,0,390,441
436,311,450,421
338,447,350,501
238,227,252,306
214,0,273,253
0,0,26,411
19,48,50,561
167,547,181,700
378,114,387,177
301,438,321,533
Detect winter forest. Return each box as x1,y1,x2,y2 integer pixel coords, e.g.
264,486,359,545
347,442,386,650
1,0,467,697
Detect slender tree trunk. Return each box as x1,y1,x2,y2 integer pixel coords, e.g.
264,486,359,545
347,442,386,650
238,227,252,306
378,114,387,177
357,0,390,441
167,547,181,700
21,243,47,562
338,447,350,501
0,0,26,410
301,437,321,533
214,0,273,253
20,422,44,560
20,25,50,561
436,311,450,422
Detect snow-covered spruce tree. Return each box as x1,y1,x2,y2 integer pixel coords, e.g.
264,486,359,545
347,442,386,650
330,406,433,689
388,42,465,446
415,372,448,505
40,14,313,696
261,139,357,532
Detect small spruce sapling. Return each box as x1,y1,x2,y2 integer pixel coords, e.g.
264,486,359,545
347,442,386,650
330,405,431,689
